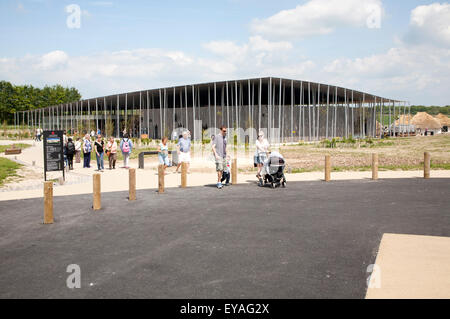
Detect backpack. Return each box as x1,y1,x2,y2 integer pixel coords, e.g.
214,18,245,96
122,140,130,153
67,142,75,154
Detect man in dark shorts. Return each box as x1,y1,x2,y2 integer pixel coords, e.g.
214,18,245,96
212,126,227,189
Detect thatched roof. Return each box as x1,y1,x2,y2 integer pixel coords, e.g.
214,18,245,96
394,114,413,126
411,112,441,130
435,113,450,127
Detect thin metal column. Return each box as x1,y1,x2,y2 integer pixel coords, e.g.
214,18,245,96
125,94,128,135
326,86,330,139
191,86,195,141
308,82,311,141
214,82,217,130
351,91,354,137
159,90,163,139
116,95,120,138
139,92,142,137
258,78,262,131
95,99,98,133
146,92,149,137
317,84,320,140
226,82,230,130
291,80,294,142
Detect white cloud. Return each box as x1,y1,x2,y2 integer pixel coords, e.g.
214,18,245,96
405,2,450,47
1,3,449,106
37,50,69,70
251,0,384,40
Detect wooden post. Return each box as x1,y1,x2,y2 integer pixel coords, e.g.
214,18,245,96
158,165,165,193
372,153,379,180
44,181,54,224
424,152,431,179
232,158,238,185
93,173,101,210
181,162,187,188
325,155,331,182
129,168,136,201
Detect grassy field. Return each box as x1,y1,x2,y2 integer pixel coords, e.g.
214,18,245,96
281,134,450,173
0,143,32,153
240,134,450,173
0,158,22,186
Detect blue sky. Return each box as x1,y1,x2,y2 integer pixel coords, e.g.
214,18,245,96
0,0,449,105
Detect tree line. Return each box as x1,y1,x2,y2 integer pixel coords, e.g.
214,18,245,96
0,81,82,124
409,105,450,116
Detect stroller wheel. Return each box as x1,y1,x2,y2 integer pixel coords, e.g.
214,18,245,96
282,181,286,188
271,182,276,189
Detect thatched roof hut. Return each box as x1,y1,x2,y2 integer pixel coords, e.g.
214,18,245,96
394,114,413,126
411,112,441,130
435,113,450,127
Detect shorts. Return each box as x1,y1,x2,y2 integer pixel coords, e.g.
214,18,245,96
158,154,170,166
179,151,191,163
256,153,268,165
215,157,227,172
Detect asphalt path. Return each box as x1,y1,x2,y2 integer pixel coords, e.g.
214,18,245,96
0,178,449,298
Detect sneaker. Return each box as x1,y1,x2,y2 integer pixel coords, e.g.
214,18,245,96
224,183,230,187
217,183,223,189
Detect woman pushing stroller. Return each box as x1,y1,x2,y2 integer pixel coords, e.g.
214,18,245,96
255,131,270,180
258,151,287,188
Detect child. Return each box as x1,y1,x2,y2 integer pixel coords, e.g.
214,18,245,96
221,156,231,186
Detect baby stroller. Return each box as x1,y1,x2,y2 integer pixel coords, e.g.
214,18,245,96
258,151,287,188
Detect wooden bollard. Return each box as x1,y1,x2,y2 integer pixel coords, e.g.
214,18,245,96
93,173,101,210
232,158,238,185
44,181,54,224
158,165,165,193
424,152,431,179
129,168,136,201
372,153,379,180
325,155,331,182
181,162,188,188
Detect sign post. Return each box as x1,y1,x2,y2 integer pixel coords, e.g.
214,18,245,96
43,130,65,182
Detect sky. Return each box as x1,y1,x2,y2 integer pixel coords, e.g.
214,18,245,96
0,0,449,105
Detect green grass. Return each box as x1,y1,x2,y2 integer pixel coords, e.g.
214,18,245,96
0,143,32,153
0,157,22,186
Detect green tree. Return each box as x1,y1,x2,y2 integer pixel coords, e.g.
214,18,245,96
0,81,82,124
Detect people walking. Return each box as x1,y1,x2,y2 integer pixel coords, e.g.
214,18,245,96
157,137,170,173
66,138,75,170
94,134,105,172
175,130,191,174
83,134,92,168
120,133,133,168
255,131,270,180
212,126,228,189
106,137,118,170
75,137,82,164
35,128,41,141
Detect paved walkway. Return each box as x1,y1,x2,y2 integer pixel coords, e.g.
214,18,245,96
366,234,450,299
2,139,450,201
0,178,449,298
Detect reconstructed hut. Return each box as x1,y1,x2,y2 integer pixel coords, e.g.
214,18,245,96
435,113,450,132
411,112,441,135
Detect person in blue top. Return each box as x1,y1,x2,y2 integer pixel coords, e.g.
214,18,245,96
82,134,92,168
157,137,170,173
175,130,191,174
